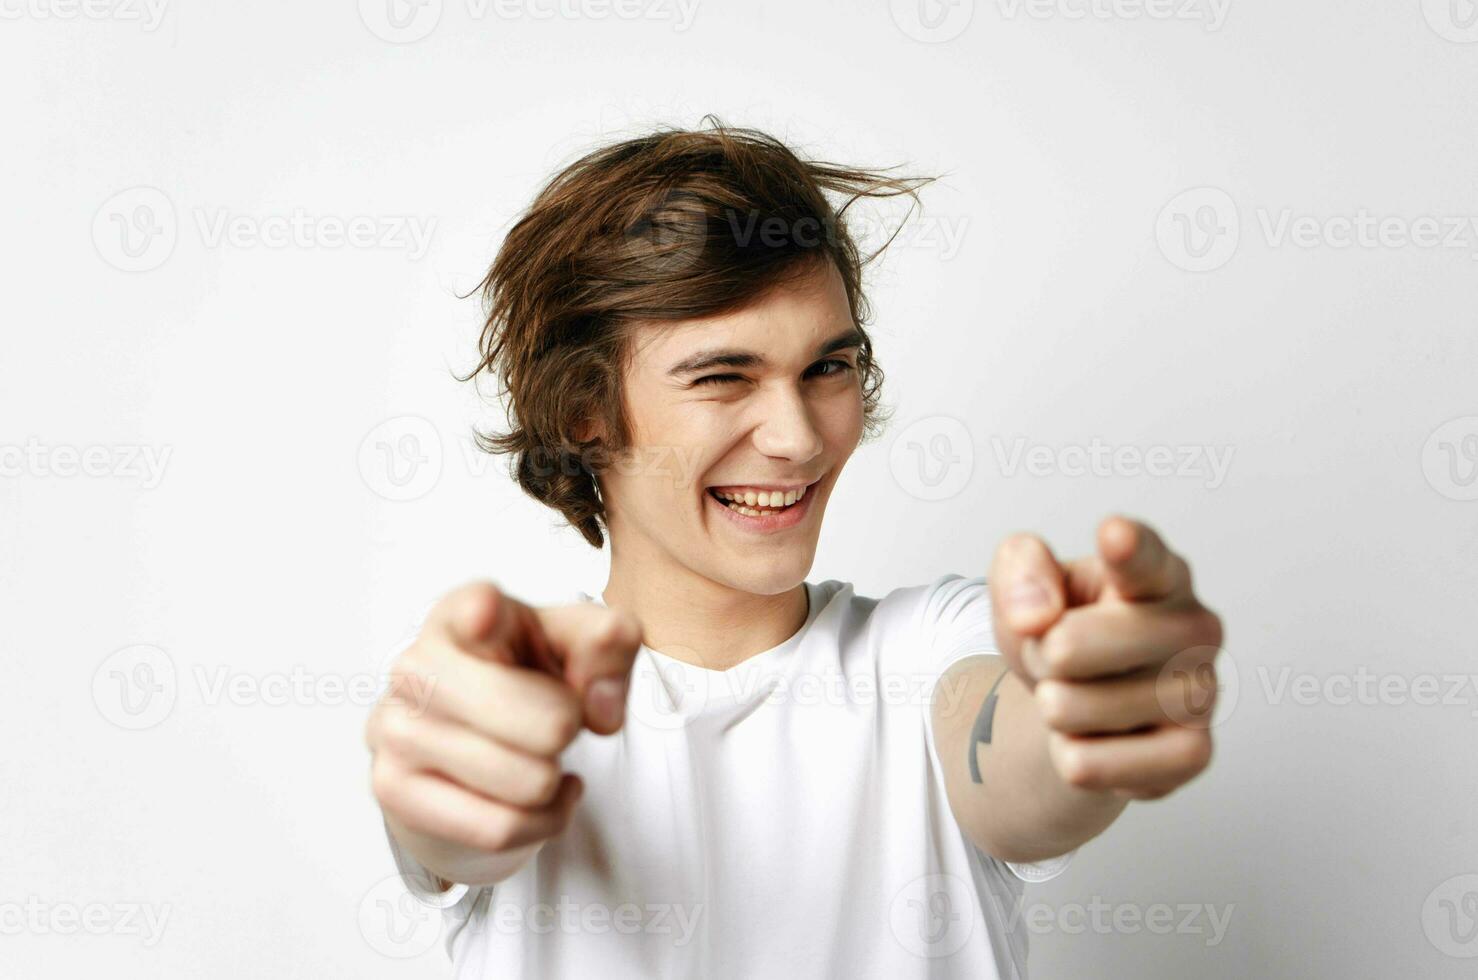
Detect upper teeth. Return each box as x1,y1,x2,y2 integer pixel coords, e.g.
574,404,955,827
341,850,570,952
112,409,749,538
714,486,806,507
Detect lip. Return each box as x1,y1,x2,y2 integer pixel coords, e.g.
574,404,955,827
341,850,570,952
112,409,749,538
706,479,819,534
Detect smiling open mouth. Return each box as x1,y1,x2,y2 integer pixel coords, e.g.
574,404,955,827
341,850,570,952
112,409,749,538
706,484,809,517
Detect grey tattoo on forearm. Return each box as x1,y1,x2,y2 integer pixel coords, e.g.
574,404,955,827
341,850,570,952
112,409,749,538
968,671,1009,784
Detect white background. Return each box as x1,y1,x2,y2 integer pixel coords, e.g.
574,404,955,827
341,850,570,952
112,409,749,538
3,0,1476,977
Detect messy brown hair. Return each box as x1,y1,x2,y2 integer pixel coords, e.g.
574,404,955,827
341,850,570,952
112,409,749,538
462,117,934,548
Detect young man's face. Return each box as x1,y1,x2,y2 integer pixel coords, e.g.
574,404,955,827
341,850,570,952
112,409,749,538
600,259,865,597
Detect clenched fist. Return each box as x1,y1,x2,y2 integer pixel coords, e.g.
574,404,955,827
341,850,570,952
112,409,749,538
365,582,642,885
989,516,1224,802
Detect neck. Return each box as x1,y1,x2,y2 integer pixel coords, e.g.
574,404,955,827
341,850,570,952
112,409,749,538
601,537,809,672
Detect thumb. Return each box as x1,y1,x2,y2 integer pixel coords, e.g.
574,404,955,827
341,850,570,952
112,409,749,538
988,533,1067,680
534,603,644,735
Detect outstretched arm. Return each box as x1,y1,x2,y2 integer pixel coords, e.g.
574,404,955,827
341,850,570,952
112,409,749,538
931,517,1224,864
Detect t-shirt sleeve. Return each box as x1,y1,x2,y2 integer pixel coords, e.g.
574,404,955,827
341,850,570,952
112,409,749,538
919,572,1001,672
917,573,1076,884
384,818,470,904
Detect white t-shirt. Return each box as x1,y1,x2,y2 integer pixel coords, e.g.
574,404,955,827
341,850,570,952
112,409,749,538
386,574,1073,979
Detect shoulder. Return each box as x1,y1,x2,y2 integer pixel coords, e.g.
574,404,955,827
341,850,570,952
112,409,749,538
811,574,994,657
822,573,988,626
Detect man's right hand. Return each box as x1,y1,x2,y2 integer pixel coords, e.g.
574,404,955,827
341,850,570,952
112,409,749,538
365,582,643,886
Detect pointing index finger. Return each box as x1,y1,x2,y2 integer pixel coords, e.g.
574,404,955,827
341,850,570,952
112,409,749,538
425,581,560,672
1098,516,1191,603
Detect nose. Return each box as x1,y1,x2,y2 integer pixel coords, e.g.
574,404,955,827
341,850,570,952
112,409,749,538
751,384,825,464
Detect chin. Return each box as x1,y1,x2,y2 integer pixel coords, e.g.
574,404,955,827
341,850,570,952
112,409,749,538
712,553,814,597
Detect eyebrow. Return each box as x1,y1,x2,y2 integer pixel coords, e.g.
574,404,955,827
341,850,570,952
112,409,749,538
666,328,865,378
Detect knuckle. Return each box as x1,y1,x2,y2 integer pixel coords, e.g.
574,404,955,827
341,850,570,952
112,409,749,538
363,706,385,751
370,760,404,809
1040,626,1080,675
615,611,643,648
1171,554,1191,587
1055,743,1097,789
591,613,625,648
532,704,582,754
468,816,517,854
377,710,422,756
1197,608,1225,649
1176,732,1214,775
389,643,433,685
1035,682,1075,728
522,760,562,806
387,644,431,697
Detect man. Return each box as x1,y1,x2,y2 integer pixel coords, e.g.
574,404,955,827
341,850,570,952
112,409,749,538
365,121,1223,978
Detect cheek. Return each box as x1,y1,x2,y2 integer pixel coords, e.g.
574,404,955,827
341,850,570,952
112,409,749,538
626,413,725,501
820,386,866,450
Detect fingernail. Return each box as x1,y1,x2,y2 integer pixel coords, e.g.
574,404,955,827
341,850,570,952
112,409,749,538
587,677,628,730
1008,582,1051,612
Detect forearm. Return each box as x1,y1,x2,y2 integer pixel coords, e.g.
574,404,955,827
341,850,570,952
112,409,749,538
933,655,1126,863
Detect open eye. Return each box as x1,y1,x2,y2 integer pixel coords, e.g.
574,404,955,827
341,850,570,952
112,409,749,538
806,358,855,379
